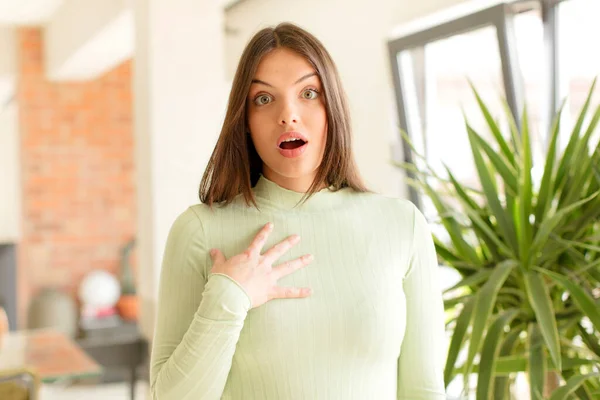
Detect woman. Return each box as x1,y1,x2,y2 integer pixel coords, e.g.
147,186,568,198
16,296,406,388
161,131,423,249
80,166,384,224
150,22,446,399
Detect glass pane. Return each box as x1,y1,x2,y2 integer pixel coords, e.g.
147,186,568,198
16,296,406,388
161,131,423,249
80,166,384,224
398,26,506,224
514,7,547,181
558,0,600,148
394,25,510,400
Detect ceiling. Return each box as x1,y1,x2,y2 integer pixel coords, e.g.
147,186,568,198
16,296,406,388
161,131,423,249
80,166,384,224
0,0,64,25
0,0,242,26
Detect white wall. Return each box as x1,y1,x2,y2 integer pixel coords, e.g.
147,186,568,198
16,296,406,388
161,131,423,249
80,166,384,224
133,0,229,339
0,27,19,244
224,0,475,199
0,101,21,243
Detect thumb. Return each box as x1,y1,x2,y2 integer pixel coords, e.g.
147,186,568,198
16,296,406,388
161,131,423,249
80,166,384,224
209,248,225,264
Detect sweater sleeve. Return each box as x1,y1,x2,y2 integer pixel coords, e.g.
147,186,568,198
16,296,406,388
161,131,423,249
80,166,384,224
150,207,252,400
397,204,447,399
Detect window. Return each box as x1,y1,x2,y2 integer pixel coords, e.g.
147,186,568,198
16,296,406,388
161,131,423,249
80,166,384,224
395,26,507,222
388,3,524,217
558,0,600,148
388,0,599,228
388,1,600,397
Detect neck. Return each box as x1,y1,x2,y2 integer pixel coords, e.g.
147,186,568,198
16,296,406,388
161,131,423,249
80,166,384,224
251,173,348,212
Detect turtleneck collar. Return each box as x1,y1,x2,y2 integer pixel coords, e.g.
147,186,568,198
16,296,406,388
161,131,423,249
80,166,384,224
251,173,350,212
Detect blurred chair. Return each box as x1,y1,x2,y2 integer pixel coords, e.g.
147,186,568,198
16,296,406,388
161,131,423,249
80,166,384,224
0,367,40,400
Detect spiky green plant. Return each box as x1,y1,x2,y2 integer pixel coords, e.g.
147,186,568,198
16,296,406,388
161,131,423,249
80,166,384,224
394,80,600,399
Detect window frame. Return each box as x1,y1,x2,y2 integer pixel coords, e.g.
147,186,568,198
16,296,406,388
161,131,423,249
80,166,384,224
388,0,566,207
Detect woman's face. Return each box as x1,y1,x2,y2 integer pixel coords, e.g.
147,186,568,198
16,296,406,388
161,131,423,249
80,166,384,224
247,48,327,192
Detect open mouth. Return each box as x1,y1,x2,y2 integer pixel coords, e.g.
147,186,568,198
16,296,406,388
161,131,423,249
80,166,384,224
279,139,307,150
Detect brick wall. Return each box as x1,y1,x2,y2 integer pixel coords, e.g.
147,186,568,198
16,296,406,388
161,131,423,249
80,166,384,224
16,28,136,327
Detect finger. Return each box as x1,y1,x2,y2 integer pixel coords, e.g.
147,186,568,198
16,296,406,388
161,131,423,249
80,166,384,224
262,234,301,265
209,248,225,265
246,223,274,258
272,254,314,280
271,286,312,300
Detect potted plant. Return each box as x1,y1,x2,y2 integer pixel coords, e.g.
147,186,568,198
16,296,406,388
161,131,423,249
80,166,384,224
394,81,600,399
116,238,138,321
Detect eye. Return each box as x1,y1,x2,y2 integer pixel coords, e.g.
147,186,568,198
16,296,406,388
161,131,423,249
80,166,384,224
254,94,272,106
302,89,319,100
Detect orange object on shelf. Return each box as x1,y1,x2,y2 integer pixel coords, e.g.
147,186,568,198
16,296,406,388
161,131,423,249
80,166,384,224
116,295,138,321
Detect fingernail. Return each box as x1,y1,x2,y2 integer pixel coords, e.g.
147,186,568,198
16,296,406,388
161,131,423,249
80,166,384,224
209,249,216,256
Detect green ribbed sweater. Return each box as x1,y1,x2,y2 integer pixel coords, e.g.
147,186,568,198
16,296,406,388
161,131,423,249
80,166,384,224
150,173,447,399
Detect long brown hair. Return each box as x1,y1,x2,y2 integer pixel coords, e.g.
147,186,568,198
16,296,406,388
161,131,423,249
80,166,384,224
199,22,371,209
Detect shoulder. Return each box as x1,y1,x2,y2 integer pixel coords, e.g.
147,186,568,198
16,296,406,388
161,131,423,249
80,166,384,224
169,202,241,238
163,204,223,266
355,191,419,219
164,207,204,250
167,203,221,244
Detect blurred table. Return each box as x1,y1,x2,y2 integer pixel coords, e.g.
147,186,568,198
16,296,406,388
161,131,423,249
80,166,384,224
0,328,102,383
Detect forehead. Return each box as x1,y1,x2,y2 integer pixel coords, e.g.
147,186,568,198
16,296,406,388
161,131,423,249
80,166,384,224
254,48,316,81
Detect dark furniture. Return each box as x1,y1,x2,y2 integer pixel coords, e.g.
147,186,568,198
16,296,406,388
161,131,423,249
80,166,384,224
76,321,149,400
0,244,17,331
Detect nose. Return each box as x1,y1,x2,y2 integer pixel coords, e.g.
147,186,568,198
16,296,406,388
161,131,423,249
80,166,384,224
278,100,299,126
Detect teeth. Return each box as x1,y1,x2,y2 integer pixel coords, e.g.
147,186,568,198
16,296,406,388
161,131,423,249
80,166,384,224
282,138,302,142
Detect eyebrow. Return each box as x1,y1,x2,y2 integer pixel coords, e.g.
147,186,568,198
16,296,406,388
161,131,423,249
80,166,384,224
251,72,318,88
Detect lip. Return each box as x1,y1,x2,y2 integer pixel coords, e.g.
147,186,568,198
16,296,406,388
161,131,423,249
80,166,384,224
277,131,309,159
277,131,309,147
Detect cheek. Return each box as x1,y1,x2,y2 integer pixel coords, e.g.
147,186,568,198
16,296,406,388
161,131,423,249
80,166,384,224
248,106,275,132
247,110,264,137
247,110,272,152
308,105,327,140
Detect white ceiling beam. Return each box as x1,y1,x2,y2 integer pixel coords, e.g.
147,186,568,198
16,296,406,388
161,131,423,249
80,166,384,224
44,0,133,81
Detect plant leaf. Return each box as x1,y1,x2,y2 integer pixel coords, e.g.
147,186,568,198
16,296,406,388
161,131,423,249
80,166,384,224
518,107,533,267
555,78,597,192
577,323,600,358
470,82,517,168
528,323,546,400
493,328,522,400
472,132,518,196
467,124,518,254
500,97,522,157
523,270,562,371
550,373,600,400
444,297,475,387
535,268,600,333
443,166,503,259
460,355,598,375
465,260,518,378
530,190,600,258
476,310,520,399
444,269,492,293
460,202,515,258
562,369,595,400
558,104,600,208
534,100,565,227
411,178,481,264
